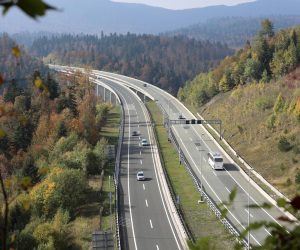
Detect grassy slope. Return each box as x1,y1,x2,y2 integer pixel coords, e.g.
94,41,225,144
146,101,235,249
199,67,300,198
68,106,120,249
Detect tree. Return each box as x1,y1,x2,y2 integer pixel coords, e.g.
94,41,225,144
259,19,274,39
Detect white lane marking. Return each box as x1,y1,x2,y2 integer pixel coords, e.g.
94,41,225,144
156,245,159,250
225,187,230,193
245,209,254,218
138,124,140,128
139,97,181,249
143,184,145,190
264,228,272,235
185,130,187,134
213,171,217,176
140,159,143,165
121,93,138,250
172,128,261,246
140,150,142,155
182,121,285,229
189,137,193,141
145,199,148,207
150,219,153,229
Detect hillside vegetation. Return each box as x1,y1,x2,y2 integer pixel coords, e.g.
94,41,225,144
179,20,300,197
29,33,233,95
0,36,119,248
167,16,300,48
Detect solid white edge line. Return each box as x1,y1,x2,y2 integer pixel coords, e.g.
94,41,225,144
172,127,261,246
139,94,182,249
120,92,138,250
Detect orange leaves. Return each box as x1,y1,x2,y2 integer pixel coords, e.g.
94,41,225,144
11,46,21,58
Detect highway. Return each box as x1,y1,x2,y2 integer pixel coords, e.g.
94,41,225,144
93,77,186,250
95,71,296,247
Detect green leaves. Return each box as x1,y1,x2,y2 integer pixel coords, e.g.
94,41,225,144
1,0,56,19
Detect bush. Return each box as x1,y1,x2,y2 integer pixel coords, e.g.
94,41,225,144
278,136,292,152
266,114,276,129
255,96,273,111
31,168,88,218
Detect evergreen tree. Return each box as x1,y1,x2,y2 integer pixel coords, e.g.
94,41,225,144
259,19,274,39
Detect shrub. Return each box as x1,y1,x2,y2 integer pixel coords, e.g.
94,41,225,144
266,114,276,129
255,96,273,111
31,168,88,218
278,136,292,152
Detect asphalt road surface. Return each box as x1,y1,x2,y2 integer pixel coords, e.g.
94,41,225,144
97,71,295,247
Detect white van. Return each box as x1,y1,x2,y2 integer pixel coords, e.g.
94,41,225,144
207,152,224,170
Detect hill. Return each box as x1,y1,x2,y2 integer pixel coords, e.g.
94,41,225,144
1,0,300,35
178,21,300,197
29,33,233,94
166,16,300,48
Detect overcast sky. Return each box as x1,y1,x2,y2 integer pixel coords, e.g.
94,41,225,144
112,0,256,10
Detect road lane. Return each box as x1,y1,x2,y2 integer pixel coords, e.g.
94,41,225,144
97,71,296,246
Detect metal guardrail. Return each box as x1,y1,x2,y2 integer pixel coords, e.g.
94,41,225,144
146,104,195,243
112,92,124,250
168,127,248,248
157,104,249,249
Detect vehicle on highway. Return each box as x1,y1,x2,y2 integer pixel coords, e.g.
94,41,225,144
143,83,147,87
207,152,224,170
141,138,149,146
178,114,185,119
131,130,139,136
136,171,145,181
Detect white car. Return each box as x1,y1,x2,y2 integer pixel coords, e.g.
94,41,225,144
141,138,149,146
137,171,145,181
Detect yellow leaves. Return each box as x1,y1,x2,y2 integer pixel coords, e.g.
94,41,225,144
34,76,49,95
4,178,12,189
0,128,6,139
18,115,28,126
12,46,21,58
34,76,43,89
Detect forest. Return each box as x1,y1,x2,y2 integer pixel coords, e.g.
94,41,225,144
29,33,233,95
0,36,118,249
178,20,300,108
167,15,300,48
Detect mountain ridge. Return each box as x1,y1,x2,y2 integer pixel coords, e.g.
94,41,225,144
1,0,300,35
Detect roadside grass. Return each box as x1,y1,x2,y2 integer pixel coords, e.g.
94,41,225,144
195,80,300,198
146,101,235,249
68,105,120,249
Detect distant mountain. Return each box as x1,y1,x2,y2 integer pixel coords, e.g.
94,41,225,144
1,0,300,35
166,16,300,48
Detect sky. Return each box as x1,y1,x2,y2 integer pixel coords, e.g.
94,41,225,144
112,0,256,10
